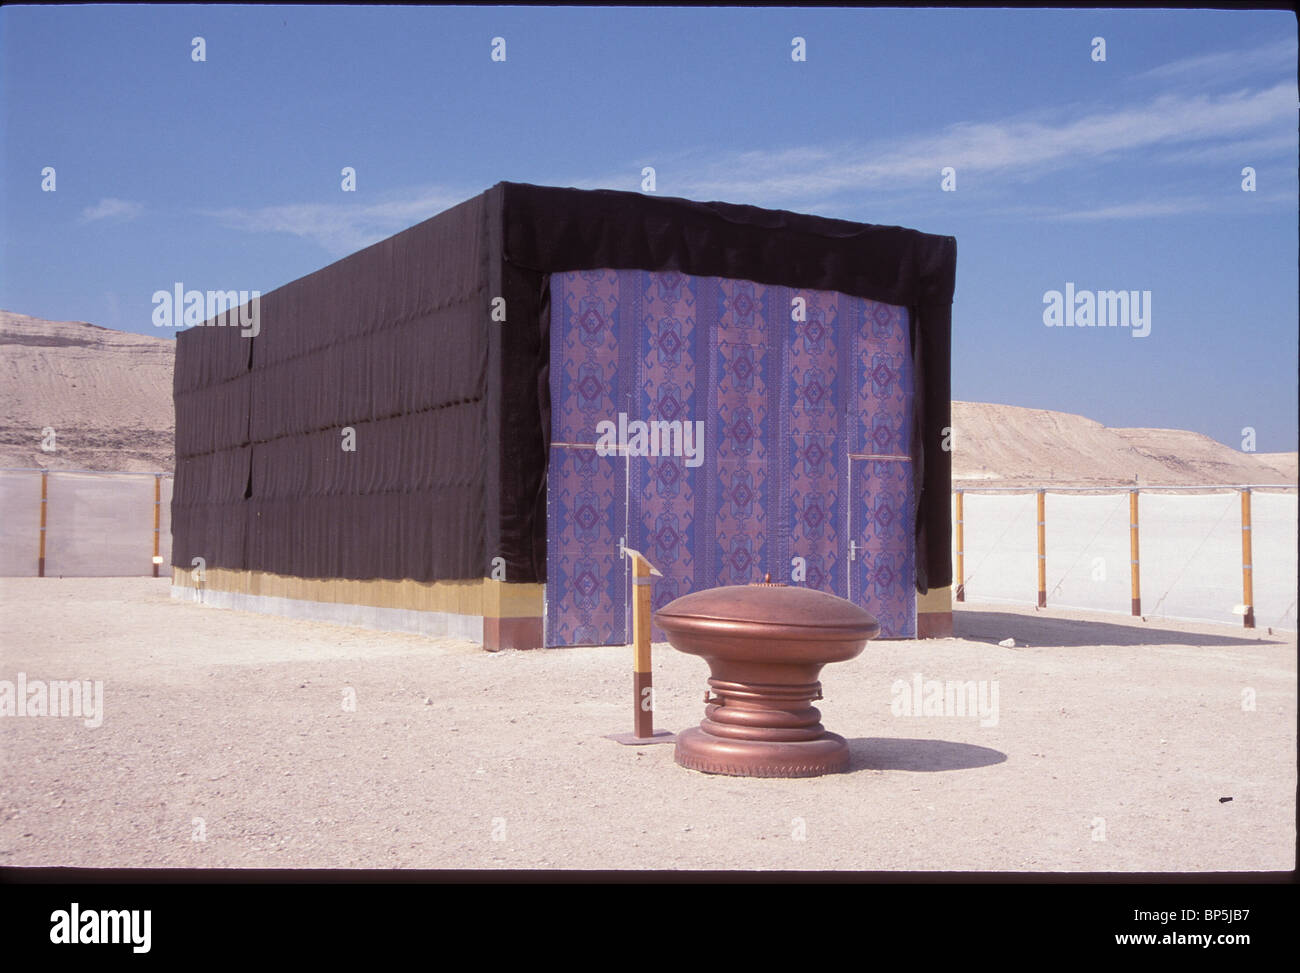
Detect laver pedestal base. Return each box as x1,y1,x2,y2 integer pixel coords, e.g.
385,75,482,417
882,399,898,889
673,675,851,777
675,727,850,777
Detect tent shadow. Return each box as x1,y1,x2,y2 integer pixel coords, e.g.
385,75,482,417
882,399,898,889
954,608,1279,649
846,736,1007,773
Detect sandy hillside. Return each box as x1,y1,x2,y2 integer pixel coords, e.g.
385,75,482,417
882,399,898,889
0,311,174,472
951,401,1296,488
0,310,1294,485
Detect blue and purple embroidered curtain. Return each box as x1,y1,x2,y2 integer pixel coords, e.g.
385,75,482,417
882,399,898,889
546,268,916,646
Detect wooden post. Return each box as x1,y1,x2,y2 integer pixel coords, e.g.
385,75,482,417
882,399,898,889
152,474,162,578
1241,489,1255,629
631,549,654,737
1129,489,1141,616
605,547,673,745
955,490,965,602
38,470,48,577
1036,489,1046,608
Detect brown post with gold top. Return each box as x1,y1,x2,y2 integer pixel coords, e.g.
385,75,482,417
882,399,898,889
1129,489,1141,616
152,474,162,578
955,490,965,602
607,547,674,745
632,549,654,738
1241,488,1255,629
38,470,48,577
1036,489,1046,608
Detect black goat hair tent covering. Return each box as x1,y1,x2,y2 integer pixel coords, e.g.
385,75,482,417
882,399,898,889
171,182,956,647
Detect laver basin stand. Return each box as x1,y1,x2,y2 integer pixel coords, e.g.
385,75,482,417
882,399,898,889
654,579,880,778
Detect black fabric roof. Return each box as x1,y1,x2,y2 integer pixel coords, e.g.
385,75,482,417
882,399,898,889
498,181,956,308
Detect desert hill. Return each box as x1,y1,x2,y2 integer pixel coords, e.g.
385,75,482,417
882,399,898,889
951,401,1297,488
0,310,175,471
1,310,1295,487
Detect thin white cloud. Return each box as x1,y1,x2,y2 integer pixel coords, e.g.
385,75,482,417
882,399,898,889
210,78,1295,249
1134,37,1296,84
1149,132,1298,167
1053,197,1216,221
205,186,476,256
982,189,1296,224
653,83,1296,206
79,198,143,223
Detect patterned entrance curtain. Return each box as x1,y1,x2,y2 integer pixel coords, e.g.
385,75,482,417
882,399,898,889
547,269,914,646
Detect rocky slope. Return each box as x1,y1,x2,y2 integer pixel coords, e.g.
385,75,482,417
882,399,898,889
0,310,175,471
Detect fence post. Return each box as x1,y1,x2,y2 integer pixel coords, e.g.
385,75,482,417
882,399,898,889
955,490,965,602
1129,489,1141,616
38,470,48,577
1241,488,1255,629
153,474,162,578
1036,489,1046,608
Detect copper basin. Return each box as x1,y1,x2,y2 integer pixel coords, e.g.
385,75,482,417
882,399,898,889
655,582,880,778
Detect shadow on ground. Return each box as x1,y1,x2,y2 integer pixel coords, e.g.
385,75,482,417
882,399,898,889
847,737,1006,773
953,609,1281,649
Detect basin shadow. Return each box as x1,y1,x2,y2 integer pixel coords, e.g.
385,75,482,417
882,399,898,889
954,608,1281,648
846,737,1007,773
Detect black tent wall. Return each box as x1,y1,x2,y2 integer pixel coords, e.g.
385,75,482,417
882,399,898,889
172,192,490,582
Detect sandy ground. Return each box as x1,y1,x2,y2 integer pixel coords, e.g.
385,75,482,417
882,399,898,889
0,577,1294,872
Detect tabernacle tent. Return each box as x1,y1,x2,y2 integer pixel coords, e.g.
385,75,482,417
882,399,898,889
171,182,957,648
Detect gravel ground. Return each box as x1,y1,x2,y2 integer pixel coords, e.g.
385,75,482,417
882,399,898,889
0,577,1294,871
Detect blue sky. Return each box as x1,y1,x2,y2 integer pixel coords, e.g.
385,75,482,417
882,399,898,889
2,5,1296,451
